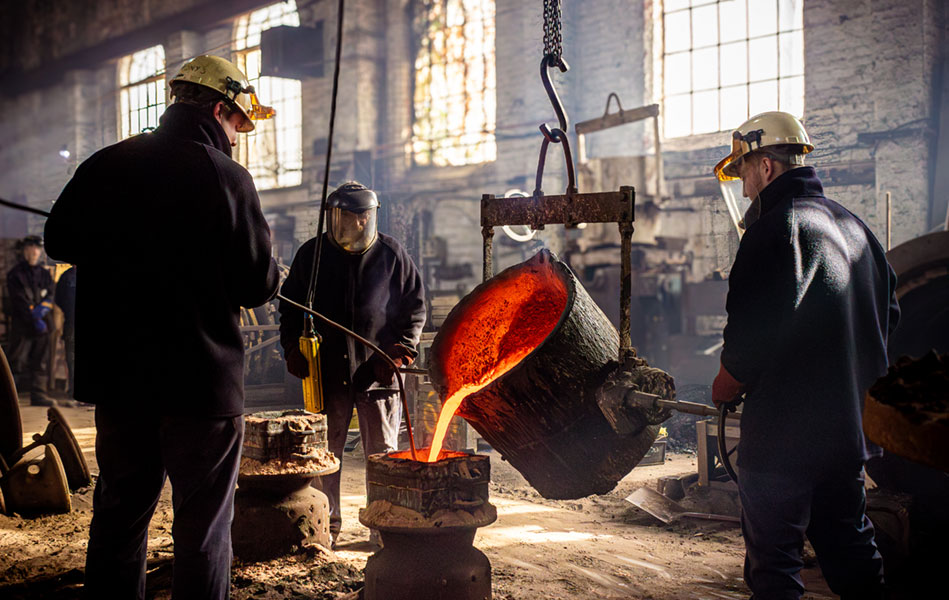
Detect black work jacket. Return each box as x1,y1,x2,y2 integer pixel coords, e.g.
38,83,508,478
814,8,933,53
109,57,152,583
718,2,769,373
278,233,426,395
6,261,54,335
44,103,279,417
721,167,900,474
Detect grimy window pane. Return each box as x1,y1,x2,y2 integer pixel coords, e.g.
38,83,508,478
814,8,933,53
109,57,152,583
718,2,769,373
779,75,804,116
748,0,778,37
692,47,719,91
665,0,690,12
664,94,692,138
749,79,778,115
719,0,747,43
779,0,804,31
779,30,804,76
692,89,719,134
665,52,691,96
665,10,691,54
692,4,718,48
719,41,748,86
749,36,778,81
720,84,749,130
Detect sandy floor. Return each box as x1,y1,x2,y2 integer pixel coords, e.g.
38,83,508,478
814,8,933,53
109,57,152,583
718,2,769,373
0,405,843,600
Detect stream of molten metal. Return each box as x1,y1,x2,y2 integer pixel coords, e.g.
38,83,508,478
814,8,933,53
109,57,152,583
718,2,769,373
418,261,569,463
423,347,536,462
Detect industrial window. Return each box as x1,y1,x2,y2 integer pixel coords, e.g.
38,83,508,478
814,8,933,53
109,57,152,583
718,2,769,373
233,0,303,189
118,45,166,140
662,0,804,138
412,0,497,167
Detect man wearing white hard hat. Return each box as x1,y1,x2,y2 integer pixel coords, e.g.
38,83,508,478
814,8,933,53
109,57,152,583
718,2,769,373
712,111,900,599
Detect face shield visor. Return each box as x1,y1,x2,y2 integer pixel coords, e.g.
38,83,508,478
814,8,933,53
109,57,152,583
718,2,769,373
329,207,378,254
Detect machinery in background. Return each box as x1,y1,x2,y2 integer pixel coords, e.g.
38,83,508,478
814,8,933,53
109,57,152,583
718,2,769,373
0,345,90,516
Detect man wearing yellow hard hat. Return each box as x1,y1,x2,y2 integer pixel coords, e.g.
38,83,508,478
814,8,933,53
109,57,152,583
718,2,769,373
710,111,900,600
45,55,279,599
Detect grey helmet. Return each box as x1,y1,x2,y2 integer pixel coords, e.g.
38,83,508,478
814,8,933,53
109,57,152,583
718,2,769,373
327,181,379,254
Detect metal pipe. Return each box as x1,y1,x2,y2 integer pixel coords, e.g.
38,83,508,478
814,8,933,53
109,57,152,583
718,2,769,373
625,390,741,421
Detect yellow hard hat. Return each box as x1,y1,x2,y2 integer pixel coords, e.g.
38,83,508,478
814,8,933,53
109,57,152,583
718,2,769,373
170,55,275,133
714,111,814,181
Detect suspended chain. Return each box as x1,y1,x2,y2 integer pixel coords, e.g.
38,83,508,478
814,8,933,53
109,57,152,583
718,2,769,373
543,0,563,61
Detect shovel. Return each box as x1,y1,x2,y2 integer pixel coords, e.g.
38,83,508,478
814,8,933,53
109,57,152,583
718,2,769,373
625,486,740,524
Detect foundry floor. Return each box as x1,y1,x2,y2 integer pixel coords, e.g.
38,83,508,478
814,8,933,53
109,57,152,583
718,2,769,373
2,404,847,600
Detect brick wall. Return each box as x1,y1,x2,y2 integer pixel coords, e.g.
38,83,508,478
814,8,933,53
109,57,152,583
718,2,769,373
0,0,945,294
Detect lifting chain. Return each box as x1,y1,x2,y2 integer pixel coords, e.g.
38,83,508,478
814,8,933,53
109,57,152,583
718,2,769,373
543,0,563,61
535,0,575,197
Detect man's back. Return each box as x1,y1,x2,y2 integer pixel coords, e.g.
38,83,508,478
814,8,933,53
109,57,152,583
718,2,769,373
722,166,899,473
45,103,278,415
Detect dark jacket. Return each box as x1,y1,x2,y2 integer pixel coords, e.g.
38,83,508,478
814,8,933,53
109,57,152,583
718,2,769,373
44,103,279,417
278,233,426,395
6,260,54,336
721,166,899,474
53,266,76,335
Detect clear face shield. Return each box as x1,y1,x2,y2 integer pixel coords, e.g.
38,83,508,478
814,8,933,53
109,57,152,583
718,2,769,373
329,207,378,254
715,131,754,238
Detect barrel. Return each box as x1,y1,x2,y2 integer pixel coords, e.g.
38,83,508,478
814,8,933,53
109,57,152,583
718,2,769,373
430,249,674,499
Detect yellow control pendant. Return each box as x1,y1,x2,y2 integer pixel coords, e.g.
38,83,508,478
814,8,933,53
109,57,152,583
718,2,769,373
299,334,324,413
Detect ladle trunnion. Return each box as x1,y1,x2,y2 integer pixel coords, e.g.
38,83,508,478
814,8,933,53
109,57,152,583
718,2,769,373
429,250,673,499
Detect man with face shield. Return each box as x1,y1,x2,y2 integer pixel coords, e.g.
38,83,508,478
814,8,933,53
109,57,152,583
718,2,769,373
278,181,426,548
711,111,901,600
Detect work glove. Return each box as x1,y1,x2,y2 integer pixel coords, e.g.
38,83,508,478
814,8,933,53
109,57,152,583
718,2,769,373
371,344,414,386
712,362,744,408
285,346,310,379
33,318,48,335
30,298,53,335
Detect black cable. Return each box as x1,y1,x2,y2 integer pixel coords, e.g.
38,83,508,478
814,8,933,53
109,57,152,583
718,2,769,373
277,293,418,460
304,0,346,316
718,400,741,483
0,197,51,218
0,195,421,459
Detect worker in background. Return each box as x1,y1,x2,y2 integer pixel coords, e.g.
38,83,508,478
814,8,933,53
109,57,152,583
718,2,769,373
711,111,900,600
53,265,77,401
45,55,279,600
278,181,426,548
5,235,58,406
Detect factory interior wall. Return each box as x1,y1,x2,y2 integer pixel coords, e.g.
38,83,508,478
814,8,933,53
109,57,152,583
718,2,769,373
0,0,945,324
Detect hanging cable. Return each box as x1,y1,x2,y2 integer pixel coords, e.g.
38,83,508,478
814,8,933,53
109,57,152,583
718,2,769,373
304,0,346,315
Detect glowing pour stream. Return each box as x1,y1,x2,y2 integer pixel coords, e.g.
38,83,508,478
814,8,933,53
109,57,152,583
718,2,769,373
422,256,569,462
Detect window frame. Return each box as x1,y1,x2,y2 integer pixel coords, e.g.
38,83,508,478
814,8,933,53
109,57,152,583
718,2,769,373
117,45,166,140
232,1,304,190
411,0,497,168
659,0,804,141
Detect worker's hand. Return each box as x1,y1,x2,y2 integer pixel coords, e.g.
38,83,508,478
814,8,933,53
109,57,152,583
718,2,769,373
30,298,53,321
286,347,310,379
33,318,48,335
371,354,403,386
371,344,413,386
712,363,744,408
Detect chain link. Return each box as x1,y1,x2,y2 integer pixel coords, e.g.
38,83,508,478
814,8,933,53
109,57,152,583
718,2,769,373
543,0,562,61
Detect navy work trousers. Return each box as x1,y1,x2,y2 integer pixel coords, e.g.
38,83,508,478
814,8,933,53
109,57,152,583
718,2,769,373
739,465,885,600
318,389,401,536
84,407,244,600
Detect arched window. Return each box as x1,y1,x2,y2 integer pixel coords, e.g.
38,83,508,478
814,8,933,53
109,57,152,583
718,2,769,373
233,1,303,189
412,0,497,167
118,45,166,140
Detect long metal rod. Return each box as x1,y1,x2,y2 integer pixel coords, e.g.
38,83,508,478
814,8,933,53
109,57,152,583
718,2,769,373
277,293,417,460
0,197,50,218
